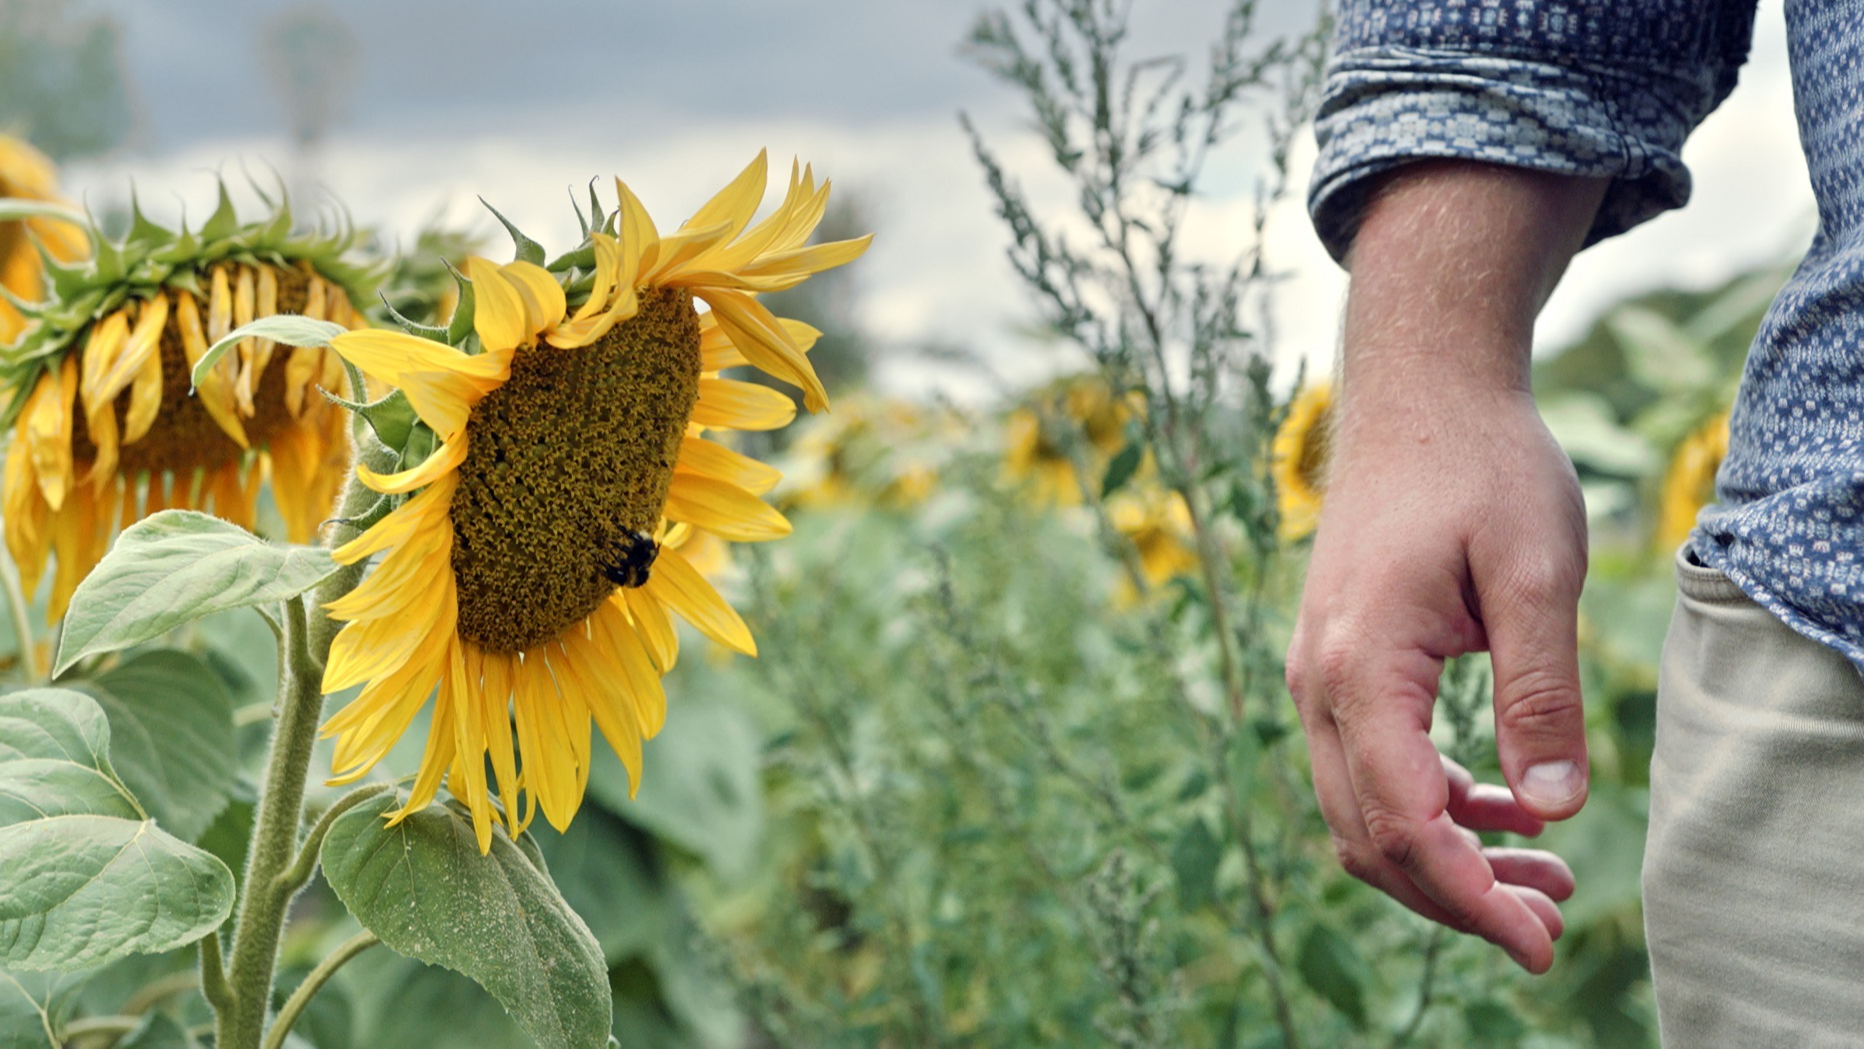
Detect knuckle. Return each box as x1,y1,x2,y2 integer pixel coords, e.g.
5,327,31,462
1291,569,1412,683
1507,552,1580,605
1330,834,1378,883
1362,807,1421,871
1498,671,1581,733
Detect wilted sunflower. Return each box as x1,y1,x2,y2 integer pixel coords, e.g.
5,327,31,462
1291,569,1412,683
1271,381,1332,542
0,135,87,341
1003,376,1139,505
1657,407,1730,552
0,185,375,620
266,153,868,851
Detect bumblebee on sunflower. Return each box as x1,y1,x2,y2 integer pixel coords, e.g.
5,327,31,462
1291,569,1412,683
0,181,378,621
234,152,869,850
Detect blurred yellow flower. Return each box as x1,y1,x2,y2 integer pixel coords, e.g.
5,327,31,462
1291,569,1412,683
1109,486,1197,601
1657,407,1730,552
1003,376,1138,505
0,135,87,342
316,154,870,851
786,394,950,510
0,188,371,621
1272,382,1333,541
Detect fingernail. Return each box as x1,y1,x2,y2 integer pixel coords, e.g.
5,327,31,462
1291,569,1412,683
1521,761,1584,806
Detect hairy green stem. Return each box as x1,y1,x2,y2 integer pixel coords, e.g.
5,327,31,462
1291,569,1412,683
215,466,375,1049
261,931,380,1049
0,545,38,681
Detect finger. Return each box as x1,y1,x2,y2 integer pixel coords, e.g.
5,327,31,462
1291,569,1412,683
1442,757,1547,836
1323,657,1554,971
1485,846,1575,902
1506,884,1565,943
1300,706,1475,934
1473,555,1589,821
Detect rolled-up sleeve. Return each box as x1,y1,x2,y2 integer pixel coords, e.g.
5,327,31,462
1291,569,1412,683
1309,0,1760,262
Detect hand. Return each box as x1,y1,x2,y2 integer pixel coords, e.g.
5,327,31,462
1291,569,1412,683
1286,381,1590,974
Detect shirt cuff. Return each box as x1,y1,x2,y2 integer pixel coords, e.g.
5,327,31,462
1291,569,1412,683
1307,47,1730,263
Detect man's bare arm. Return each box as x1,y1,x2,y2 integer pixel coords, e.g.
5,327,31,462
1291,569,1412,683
1287,159,1608,974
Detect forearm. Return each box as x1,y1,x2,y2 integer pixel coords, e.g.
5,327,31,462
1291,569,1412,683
1340,160,1607,401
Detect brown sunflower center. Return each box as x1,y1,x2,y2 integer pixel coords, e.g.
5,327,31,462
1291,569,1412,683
69,263,317,476
450,286,702,653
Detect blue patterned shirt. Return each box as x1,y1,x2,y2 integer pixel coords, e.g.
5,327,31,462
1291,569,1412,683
1310,0,1864,670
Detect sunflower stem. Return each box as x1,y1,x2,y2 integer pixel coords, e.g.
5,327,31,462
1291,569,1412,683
276,782,392,897
218,594,324,1049
261,931,379,1049
0,546,38,681
217,465,376,1049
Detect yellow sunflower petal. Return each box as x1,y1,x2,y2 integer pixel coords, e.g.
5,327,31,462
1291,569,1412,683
642,547,756,656
618,587,678,672
675,434,781,495
79,310,131,411
690,377,796,431
175,289,249,448
25,358,76,511
357,436,467,496
663,473,791,541
121,341,164,444
500,260,567,334
465,256,531,353
330,472,456,565
699,289,829,412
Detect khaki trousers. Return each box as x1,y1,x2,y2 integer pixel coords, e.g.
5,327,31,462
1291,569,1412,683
1645,550,1864,1046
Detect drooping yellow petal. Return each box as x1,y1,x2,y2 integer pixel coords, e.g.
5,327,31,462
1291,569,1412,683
79,310,131,411
699,288,829,412
330,331,510,439
232,265,261,417
678,149,767,241
479,649,521,837
675,435,781,495
593,598,666,737
387,662,457,818
699,313,819,372
357,436,466,495
690,377,796,431
615,178,661,276
514,650,580,831
175,288,249,448
663,473,791,541
642,547,756,656
330,472,456,565
121,339,164,443
25,358,76,510
618,587,677,672
323,567,456,692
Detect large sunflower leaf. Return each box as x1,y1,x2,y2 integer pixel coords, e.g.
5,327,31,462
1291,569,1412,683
55,511,339,676
75,650,238,843
0,689,235,970
320,793,611,1049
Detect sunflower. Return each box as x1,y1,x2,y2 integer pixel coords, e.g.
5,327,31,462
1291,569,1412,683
785,394,949,510
0,135,87,341
0,185,376,621
1656,407,1729,552
1003,376,1139,506
1271,381,1333,542
269,153,868,851
1107,485,1197,601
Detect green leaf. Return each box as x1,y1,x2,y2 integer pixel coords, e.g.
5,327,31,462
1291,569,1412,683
77,651,238,843
1295,923,1369,1029
0,971,85,1049
0,690,234,971
193,315,346,393
1099,439,1143,498
320,794,611,1049
55,511,339,676
1170,816,1221,911
530,808,668,964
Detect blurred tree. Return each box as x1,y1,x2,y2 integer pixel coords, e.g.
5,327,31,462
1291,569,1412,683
260,2,360,196
0,0,135,161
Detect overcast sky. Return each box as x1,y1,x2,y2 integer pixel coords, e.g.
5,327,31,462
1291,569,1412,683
61,0,1811,401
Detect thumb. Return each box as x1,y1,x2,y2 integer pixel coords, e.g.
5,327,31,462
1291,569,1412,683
1477,558,1589,822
